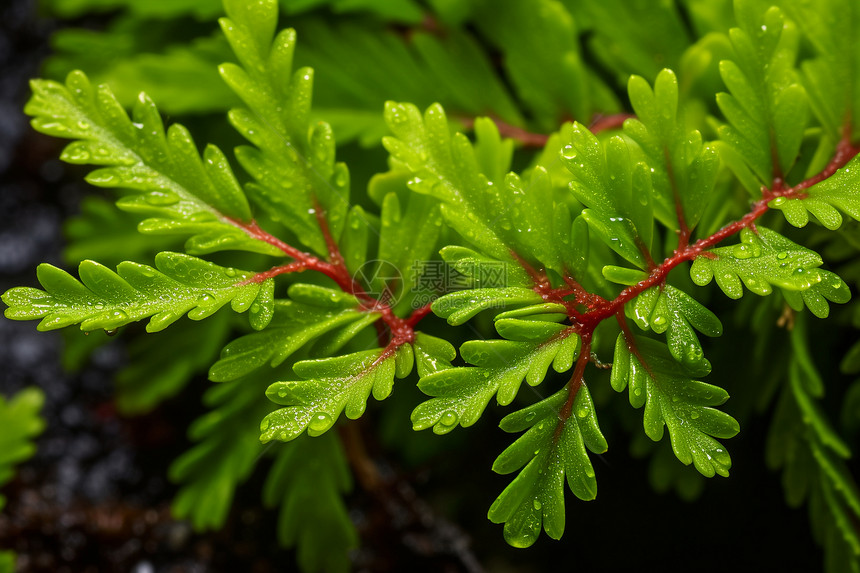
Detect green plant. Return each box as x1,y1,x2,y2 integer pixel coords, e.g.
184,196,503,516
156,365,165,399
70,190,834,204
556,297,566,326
0,388,46,571
5,0,860,570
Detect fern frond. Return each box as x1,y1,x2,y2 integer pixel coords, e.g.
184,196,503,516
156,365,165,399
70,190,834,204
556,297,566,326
713,0,807,191
0,388,45,510
611,335,740,477
770,155,860,230
262,347,407,442
412,320,578,434
689,226,848,302
2,252,274,332
624,69,719,232
626,284,723,369
488,384,607,547
561,122,655,268
170,370,274,530
219,0,348,255
24,71,277,256
263,434,356,573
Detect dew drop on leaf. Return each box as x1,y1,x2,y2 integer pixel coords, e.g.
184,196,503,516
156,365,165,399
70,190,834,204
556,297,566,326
525,411,536,422
532,499,542,510
439,410,458,427
309,412,332,433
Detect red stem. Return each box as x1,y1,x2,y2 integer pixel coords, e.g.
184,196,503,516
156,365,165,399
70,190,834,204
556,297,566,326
522,132,859,436
230,208,429,349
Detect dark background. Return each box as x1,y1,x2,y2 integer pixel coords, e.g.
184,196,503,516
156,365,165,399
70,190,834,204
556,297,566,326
0,0,837,571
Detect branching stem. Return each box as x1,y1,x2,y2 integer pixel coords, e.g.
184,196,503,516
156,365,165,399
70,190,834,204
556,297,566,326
531,131,859,434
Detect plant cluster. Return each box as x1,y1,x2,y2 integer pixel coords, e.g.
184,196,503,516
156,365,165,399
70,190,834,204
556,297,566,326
3,0,860,570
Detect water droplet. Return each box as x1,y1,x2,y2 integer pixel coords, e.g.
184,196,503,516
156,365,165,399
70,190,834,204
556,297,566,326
145,191,179,206
250,303,261,314
525,412,536,422
732,244,753,259
308,412,332,432
104,328,118,336
561,145,577,160
652,315,667,327
633,388,643,397
576,406,588,418
585,467,595,478
197,293,216,305
277,387,288,398
439,410,458,426
224,268,237,278
261,419,270,431
532,499,542,510
690,411,700,420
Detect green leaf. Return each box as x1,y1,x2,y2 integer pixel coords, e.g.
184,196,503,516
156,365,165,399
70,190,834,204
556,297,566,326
412,332,456,377
628,284,722,370
689,226,831,299
209,300,372,382
431,287,545,325
770,155,860,231
714,1,807,187
170,369,275,530
472,0,616,131
625,69,719,231
263,433,357,573
411,328,579,434
262,348,398,442
220,4,349,255
24,71,277,257
116,309,232,414
610,335,739,477
488,384,607,547
562,125,654,267
0,388,45,490
2,252,274,332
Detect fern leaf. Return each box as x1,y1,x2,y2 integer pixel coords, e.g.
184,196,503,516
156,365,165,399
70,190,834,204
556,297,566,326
219,0,348,255
0,388,45,509
624,69,720,231
689,226,845,300
770,155,860,231
561,123,655,267
714,0,807,190
778,0,860,142
262,347,407,442
263,434,356,573
610,335,739,477
472,0,617,130
208,299,372,382
381,102,585,275
117,309,232,414
487,384,607,547
170,370,274,530
24,71,278,256
627,284,723,370
412,323,578,434
2,252,274,332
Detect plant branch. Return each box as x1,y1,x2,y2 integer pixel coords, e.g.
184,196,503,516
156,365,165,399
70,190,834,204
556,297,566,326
232,209,428,347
